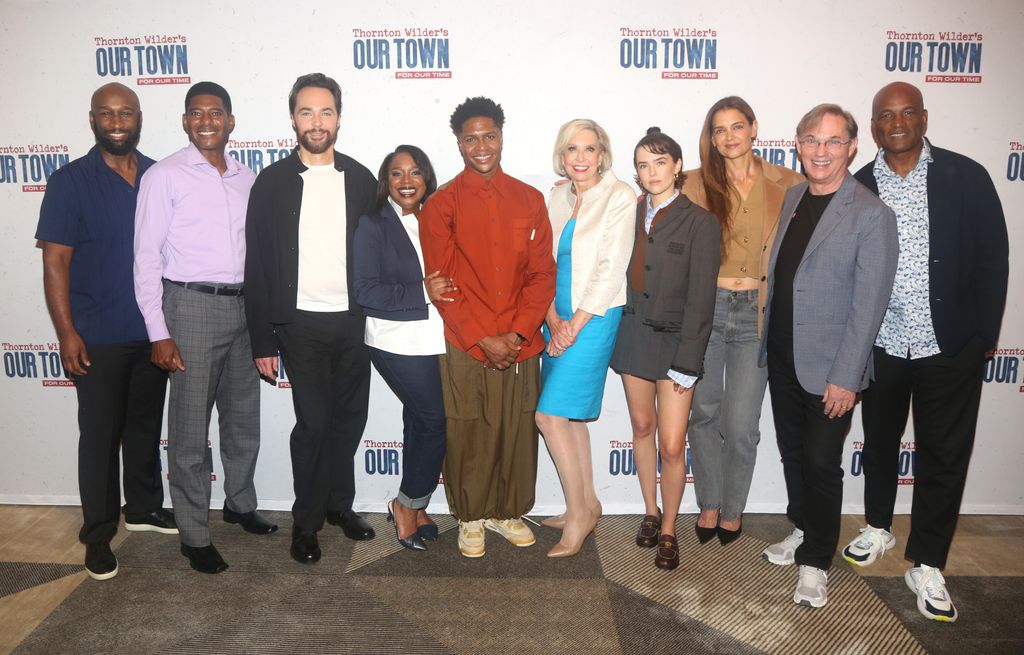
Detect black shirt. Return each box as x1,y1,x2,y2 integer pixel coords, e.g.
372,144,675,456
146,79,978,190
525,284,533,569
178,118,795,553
768,191,836,356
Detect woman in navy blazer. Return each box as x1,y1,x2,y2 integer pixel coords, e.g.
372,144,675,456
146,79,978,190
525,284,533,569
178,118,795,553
353,145,453,551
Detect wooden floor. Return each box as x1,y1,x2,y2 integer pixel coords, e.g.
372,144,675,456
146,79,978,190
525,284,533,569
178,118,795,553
2,505,1023,654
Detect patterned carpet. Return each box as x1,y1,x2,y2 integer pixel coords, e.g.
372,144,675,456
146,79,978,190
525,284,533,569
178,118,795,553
7,512,1023,654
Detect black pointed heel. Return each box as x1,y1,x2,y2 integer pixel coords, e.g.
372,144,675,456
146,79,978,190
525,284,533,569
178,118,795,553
388,499,427,551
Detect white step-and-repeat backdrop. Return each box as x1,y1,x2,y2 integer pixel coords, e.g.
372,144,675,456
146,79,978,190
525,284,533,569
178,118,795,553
1,0,1021,515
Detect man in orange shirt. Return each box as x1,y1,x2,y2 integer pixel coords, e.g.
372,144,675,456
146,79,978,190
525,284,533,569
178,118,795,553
420,96,555,558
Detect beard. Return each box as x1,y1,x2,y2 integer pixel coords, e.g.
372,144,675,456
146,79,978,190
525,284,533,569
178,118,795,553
91,122,140,156
297,128,336,155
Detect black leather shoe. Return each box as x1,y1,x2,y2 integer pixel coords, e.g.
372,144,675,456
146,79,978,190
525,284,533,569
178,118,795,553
223,507,278,535
125,508,179,535
326,509,375,540
290,528,321,564
181,543,228,574
84,541,118,580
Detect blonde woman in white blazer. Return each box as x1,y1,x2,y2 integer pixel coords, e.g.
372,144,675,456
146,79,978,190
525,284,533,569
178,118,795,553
536,119,636,558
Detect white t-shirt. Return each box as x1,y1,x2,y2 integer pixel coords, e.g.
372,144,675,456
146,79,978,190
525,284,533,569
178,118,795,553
297,164,348,311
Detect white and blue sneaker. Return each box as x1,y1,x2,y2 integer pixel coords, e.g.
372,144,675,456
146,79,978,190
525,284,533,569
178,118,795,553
905,565,958,622
842,525,896,566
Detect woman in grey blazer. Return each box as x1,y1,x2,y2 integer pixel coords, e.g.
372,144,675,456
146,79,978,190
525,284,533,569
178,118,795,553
610,128,720,570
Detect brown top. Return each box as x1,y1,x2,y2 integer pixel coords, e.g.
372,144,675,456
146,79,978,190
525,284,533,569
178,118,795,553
718,174,766,279
680,160,805,336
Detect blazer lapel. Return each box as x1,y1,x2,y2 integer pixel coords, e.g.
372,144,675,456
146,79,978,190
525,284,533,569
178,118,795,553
800,174,856,265
767,182,806,274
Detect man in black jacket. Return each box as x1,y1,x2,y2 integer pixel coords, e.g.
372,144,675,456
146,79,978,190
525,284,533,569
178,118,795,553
244,73,378,564
842,81,1009,623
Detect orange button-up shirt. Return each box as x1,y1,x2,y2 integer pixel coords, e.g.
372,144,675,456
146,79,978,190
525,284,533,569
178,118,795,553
420,166,555,362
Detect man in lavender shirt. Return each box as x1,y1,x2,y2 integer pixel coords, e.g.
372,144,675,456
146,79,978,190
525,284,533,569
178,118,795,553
134,82,276,574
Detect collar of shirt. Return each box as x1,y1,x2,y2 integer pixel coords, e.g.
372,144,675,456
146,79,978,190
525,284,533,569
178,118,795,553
183,142,247,178
645,190,679,232
874,138,933,182
387,195,419,221
81,144,155,182
459,165,508,198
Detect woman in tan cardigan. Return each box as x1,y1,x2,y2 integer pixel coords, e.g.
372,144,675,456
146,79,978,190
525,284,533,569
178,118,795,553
682,97,804,546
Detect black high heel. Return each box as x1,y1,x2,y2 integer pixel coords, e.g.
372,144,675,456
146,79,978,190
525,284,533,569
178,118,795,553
695,523,717,544
716,524,742,546
388,499,427,551
417,522,439,541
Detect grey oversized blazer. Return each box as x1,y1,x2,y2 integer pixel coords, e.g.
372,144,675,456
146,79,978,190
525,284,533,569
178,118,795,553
759,174,898,395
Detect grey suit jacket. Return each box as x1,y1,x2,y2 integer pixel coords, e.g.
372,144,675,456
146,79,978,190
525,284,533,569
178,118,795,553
759,174,898,395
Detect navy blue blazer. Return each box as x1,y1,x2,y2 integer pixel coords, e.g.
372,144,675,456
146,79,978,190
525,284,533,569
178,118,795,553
855,141,1009,353
352,203,429,321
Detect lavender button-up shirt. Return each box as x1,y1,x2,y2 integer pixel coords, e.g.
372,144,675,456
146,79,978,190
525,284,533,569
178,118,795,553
133,144,256,341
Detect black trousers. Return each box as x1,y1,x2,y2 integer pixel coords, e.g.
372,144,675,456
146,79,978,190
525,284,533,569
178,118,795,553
276,310,370,533
767,343,852,571
74,341,168,544
861,339,986,569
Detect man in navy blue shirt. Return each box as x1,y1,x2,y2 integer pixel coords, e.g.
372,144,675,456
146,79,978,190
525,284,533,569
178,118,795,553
36,82,177,581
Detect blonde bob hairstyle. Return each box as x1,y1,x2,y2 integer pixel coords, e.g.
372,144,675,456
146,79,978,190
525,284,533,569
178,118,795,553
552,118,613,178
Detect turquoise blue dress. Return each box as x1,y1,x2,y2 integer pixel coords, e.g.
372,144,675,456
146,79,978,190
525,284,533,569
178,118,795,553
538,218,624,420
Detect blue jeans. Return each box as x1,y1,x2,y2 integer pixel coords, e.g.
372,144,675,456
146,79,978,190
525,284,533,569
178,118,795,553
687,288,768,521
368,347,446,510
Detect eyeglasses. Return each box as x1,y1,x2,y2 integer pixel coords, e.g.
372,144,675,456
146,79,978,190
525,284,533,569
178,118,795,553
797,136,852,153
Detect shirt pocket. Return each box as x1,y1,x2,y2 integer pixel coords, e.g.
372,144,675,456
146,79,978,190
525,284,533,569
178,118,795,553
509,218,534,253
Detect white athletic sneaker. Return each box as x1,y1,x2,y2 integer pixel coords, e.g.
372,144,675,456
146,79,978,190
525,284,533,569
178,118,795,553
842,525,896,566
458,520,486,558
793,565,828,608
762,528,804,565
906,565,958,622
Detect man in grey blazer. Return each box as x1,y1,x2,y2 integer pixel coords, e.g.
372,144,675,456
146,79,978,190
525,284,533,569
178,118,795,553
758,104,898,609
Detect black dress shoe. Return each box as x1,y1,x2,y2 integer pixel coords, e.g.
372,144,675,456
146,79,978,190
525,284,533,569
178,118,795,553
290,528,321,564
326,509,375,541
181,543,228,574
717,524,742,546
125,508,179,535
223,507,278,535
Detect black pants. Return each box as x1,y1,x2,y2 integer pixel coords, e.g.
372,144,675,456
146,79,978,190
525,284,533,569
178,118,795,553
861,339,985,569
368,347,446,509
74,341,168,544
276,310,370,533
767,344,852,571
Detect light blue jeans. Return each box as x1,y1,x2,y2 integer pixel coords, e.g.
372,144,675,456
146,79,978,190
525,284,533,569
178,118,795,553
688,288,768,521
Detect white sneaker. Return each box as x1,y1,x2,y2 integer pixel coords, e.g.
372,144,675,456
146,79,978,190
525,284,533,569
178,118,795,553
762,528,804,565
793,565,828,608
458,520,486,558
483,518,536,547
905,565,958,622
842,525,896,567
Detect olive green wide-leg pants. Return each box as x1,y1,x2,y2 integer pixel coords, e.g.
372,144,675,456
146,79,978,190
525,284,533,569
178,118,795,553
439,343,539,521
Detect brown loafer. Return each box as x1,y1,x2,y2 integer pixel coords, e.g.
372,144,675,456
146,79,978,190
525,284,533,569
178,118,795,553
636,513,662,548
655,534,679,570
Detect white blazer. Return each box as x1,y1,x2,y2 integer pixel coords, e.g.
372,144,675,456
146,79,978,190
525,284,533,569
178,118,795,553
547,170,637,316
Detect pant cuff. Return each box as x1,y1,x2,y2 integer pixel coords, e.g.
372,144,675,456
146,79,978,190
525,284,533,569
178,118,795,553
397,491,431,510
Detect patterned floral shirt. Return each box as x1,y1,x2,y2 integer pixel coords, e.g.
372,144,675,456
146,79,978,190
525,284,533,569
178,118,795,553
874,141,941,359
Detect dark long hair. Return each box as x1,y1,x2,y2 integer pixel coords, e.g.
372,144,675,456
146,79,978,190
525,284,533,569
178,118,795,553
698,96,757,258
375,145,438,210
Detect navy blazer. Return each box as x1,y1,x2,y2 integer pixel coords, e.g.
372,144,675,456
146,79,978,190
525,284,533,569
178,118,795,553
352,203,429,321
854,141,1009,353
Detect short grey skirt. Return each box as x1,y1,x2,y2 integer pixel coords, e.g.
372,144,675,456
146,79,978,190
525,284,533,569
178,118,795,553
609,294,681,382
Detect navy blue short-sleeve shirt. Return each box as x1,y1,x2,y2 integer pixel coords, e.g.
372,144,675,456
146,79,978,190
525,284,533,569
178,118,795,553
35,145,155,344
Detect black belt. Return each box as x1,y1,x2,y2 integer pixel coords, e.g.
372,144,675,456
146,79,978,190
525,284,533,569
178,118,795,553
166,280,244,297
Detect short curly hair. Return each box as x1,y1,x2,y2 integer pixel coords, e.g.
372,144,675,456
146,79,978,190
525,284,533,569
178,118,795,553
449,96,505,134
